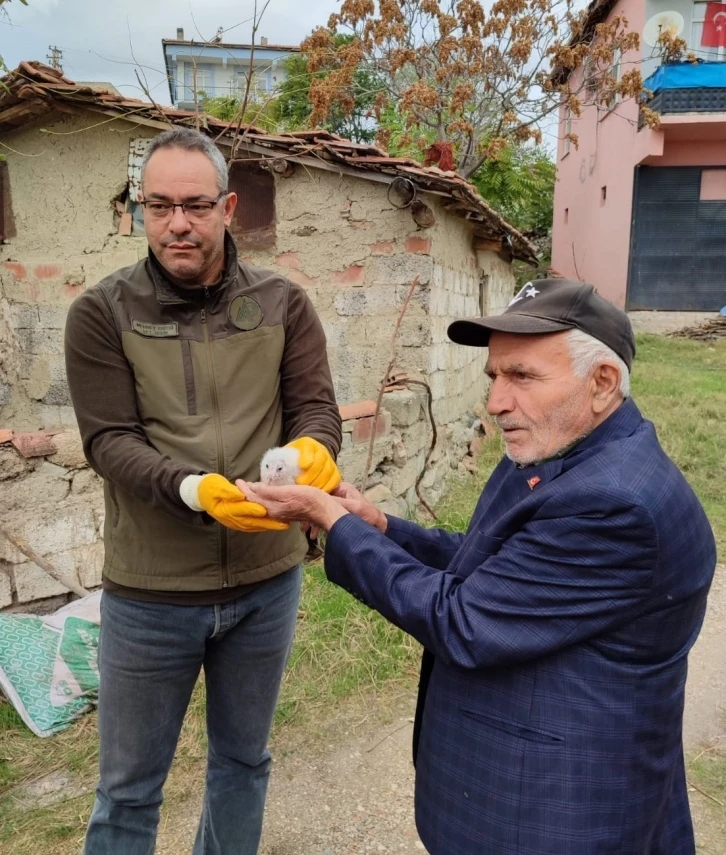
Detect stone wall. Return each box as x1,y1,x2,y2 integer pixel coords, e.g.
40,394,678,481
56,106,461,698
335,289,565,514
0,113,154,430
0,429,104,609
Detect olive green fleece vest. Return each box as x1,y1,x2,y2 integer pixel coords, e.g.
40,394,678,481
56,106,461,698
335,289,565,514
100,254,308,592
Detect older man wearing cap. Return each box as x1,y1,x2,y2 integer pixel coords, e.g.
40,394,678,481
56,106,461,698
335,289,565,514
241,279,716,855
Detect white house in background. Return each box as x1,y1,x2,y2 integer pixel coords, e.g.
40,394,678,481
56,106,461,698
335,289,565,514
162,28,300,110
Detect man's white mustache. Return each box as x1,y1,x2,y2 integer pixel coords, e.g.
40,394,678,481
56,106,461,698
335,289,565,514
495,418,529,431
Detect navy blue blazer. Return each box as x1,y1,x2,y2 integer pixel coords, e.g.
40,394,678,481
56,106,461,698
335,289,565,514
325,400,716,854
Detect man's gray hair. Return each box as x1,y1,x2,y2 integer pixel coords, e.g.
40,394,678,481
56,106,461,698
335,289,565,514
140,127,229,194
567,329,631,398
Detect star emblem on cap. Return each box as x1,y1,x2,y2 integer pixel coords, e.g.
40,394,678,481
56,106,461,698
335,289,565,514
525,285,539,298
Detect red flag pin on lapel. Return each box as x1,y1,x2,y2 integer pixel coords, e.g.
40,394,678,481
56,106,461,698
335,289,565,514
527,476,541,491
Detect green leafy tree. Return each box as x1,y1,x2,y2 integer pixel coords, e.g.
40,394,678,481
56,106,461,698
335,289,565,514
376,106,554,237
277,35,380,142
199,91,281,133
472,145,555,236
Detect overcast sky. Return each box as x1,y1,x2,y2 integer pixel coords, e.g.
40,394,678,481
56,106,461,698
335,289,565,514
3,0,340,105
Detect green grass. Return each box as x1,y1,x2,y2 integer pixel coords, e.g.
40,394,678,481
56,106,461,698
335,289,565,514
0,333,724,853
688,737,726,853
631,334,726,557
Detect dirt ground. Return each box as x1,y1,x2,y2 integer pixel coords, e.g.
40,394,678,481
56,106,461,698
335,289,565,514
157,566,726,855
628,311,720,336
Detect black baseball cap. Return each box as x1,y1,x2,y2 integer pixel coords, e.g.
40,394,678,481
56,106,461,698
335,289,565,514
447,279,636,369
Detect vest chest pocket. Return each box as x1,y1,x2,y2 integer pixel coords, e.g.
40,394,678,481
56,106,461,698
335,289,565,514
121,332,196,422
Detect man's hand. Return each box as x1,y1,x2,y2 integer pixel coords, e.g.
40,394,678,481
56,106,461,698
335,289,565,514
237,481,348,532
333,482,388,534
194,474,289,532
285,437,341,493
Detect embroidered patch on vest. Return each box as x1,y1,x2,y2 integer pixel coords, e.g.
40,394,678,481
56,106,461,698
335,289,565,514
229,295,263,331
131,320,179,338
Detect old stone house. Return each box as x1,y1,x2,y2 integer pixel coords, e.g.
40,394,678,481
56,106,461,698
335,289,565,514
0,62,536,610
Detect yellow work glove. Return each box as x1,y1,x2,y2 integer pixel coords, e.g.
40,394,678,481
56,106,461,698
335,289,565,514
197,474,289,532
285,436,341,494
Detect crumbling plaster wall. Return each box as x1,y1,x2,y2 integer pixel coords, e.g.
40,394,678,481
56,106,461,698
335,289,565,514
242,166,515,515
0,124,515,609
0,114,151,430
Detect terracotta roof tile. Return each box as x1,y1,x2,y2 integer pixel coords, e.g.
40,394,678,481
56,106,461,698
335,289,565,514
0,60,538,264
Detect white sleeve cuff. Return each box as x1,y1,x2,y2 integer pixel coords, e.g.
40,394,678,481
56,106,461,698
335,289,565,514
180,474,206,512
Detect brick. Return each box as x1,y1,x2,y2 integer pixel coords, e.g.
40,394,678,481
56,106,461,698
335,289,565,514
76,542,104,589
405,236,432,254
11,304,40,329
17,328,64,356
370,254,433,286
0,569,11,608
33,264,63,281
331,264,365,287
364,484,393,505
390,452,426,496
51,431,87,469
469,435,485,457
41,382,72,407
286,269,317,288
352,412,392,445
0,447,32,481
12,431,58,458
37,305,70,330
13,560,71,603
0,462,71,514
383,390,423,427
10,507,97,559
71,468,99,495
275,252,301,269
3,262,27,280
118,213,133,236
337,436,393,485
369,241,396,255
334,286,402,317
58,406,79,429
0,429,13,444
339,400,378,422
64,280,85,301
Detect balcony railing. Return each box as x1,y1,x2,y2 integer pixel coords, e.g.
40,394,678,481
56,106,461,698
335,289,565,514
641,60,726,123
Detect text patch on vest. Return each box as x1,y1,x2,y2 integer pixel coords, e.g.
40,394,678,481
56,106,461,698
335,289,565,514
131,320,179,338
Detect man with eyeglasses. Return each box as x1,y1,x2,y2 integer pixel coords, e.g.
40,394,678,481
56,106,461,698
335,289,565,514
64,127,342,854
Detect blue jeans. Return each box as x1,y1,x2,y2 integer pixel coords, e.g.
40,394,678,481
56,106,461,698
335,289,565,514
84,567,302,855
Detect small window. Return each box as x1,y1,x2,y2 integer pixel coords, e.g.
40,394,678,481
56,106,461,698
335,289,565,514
601,186,607,205
700,169,726,201
564,208,569,224
228,161,276,249
607,49,622,111
123,137,150,237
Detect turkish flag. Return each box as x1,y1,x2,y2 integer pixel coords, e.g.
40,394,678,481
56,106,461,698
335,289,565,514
702,2,726,47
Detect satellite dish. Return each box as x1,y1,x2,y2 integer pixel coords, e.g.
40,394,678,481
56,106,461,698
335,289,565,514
643,11,684,48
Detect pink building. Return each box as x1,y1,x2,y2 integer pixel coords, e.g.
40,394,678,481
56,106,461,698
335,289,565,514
552,0,726,310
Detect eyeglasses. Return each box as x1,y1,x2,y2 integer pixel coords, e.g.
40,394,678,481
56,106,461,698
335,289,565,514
140,192,227,221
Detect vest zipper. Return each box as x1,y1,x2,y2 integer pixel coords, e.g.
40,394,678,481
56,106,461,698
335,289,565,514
201,301,229,587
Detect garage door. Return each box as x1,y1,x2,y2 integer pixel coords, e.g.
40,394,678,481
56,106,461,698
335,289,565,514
627,166,726,310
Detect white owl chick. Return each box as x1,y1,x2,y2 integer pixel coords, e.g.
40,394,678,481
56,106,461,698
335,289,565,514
260,446,302,487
